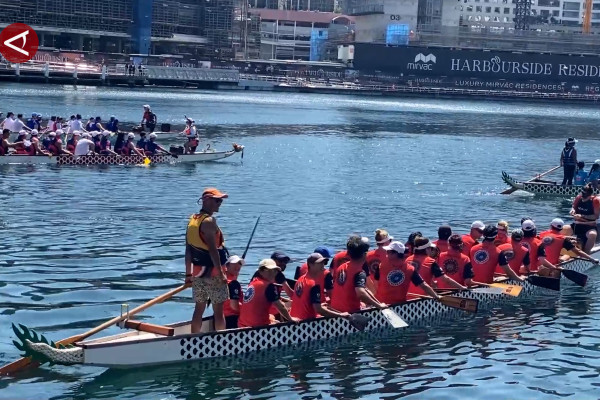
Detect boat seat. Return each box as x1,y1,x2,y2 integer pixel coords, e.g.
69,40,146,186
117,320,174,336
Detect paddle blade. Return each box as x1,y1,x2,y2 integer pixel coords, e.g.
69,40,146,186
348,314,370,331
439,296,479,313
489,283,523,297
561,269,588,287
143,157,151,165
527,275,560,291
381,308,408,328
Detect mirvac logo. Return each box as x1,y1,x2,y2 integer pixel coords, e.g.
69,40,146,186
407,53,436,71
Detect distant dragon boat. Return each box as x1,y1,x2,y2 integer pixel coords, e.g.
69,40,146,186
7,254,598,369
501,171,599,196
0,145,243,166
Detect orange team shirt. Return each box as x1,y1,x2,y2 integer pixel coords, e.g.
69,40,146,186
470,241,509,284
520,236,546,272
434,239,449,253
405,254,445,296
436,249,474,289
330,259,368,313
375,258,424,304
497,241,530,274
290,275,323,320
330,251,350,274
223,279,242,317
461,234,478,256
539,230,576,265
238,276,281,328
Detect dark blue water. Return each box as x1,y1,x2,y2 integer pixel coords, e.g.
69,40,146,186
1,83,600,399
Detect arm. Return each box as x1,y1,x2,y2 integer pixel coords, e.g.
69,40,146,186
184,246,193,284
355,287,386,309
499,263,525,282
200,216,226,282
131,143,145,157
570,245,599,264
314,304,349,319
419,282,442,300
58,142,72,155
432,262,467,290
274,299,296,322
281,281,294,298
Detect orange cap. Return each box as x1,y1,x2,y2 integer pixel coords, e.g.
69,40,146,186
202,187,229,199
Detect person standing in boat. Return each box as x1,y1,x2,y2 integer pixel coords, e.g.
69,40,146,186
141,105,157,133
560,137,578,185
238,259,298,328
569,184,600,253
223,255,245,329
290,253,349,321
186,188,230,333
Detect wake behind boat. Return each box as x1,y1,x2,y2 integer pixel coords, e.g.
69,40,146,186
7,253,598,369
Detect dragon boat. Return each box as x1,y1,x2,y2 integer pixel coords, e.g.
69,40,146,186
0,145,243,166
501,171,599,196
8,252,598,370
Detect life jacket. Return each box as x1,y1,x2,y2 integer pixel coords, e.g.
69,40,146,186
106,120,117,132
461,234,477,256
330,259,365,313
121,141,133,155
66,138,77,153
85,122,94,131
238,276,273,328
0,139,6,155
434,239,448,253
47,139,61,156
13,138,28,154
437,249,470,288
94,138,102,151
520,236,543,272
470,241,502,284
186,212,226,277
114,133,125,153
573,194,598,221
26,138,37,155
223,278,240,317
575,170,588,185
376,258,415,304
136,138,147,150
188,136,199,147
562,147,576,166
497,241,529,274
290,275,320,320
26,118,36,129
330,250,349,274
406,253,436,296
145,141,158,155
42,138,51,150
539,230,567,265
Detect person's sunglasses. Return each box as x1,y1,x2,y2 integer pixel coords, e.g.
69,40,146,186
214,198,223,204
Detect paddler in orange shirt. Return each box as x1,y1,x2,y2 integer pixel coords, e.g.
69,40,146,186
366,229,393,293
494,221,510,246
434,225,452,253
496,229,531,275
375,241,442,304
223,255,245,329
330,235,387,313
406,237,466,297
470,225,525,284
538,218,598,277
436,235,475,289
462,221,485,256
290,253,349,321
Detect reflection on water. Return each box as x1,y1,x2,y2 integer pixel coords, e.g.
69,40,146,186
2,86,600,399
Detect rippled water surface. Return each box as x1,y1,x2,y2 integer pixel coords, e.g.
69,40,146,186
2,83,600,399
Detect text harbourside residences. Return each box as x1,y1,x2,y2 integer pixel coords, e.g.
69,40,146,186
450,57,600,78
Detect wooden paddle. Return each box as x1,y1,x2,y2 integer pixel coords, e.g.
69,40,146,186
501,165,561,195
527,275,560,291
0,284,190,376
561,269,588,287
487,282,523,297
413,294,479,313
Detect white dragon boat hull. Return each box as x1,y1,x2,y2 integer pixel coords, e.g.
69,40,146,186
501,171,598,196
12,253,598,369
0,149,240,166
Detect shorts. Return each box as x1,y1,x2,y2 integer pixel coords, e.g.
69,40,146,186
572,223,596,244
192,276,229,304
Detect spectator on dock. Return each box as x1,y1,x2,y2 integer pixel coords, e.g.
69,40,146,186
560,137,578,185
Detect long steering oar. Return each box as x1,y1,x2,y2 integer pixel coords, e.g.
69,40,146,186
0,284,189,376
501,165,561,195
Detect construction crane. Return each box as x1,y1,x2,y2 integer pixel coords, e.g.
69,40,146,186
583,0,593,34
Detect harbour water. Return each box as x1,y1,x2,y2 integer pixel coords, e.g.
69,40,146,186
1,84,600,399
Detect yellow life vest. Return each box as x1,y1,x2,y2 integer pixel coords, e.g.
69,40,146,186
186,213,225,251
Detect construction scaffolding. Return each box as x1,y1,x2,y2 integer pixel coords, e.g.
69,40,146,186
0,0,132,35
152,0,203,38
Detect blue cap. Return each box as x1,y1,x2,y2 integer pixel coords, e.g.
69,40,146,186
270,251,290,262
313,246,335,258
